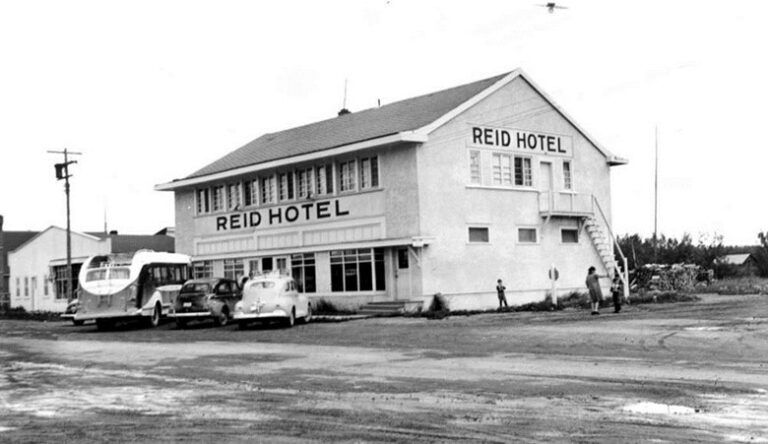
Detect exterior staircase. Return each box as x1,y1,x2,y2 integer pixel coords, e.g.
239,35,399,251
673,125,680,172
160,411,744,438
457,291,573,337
584,216,620,276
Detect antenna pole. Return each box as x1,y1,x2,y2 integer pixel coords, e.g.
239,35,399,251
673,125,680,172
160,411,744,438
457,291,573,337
343,78,348,109
48,148,82,303
653,126,659,263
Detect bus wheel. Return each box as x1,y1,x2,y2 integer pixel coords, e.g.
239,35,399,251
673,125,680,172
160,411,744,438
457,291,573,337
148,303,161,328
214,308,229,327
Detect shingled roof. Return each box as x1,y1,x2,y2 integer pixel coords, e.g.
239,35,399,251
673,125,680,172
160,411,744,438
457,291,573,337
185,72,510,180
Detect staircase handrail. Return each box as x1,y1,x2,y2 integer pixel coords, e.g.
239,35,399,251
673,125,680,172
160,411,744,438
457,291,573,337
591,195,630,299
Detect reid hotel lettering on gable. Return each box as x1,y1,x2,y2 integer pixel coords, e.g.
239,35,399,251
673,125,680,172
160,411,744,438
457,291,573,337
471,126,573,156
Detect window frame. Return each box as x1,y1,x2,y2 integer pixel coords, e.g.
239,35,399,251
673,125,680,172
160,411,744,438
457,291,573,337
514,156,533,187
563,160,573,190
196,188,211,215
469,150,481,184
561,228,580,244
517,227,539,244
338,159,357,193
359,156,379,190
467,226,490,244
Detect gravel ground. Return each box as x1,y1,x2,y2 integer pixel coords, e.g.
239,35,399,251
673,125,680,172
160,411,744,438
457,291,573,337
1,293,767,443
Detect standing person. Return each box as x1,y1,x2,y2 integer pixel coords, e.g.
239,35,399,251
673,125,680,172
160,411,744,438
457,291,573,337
611,272,623,313
496,279,508,311
585,266,605,315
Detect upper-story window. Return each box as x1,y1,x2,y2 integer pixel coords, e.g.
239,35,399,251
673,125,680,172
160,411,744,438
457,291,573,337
243,179,258,207
278,172,294,201
211,185,225,212
196,188,210,215
296,168,313,199
469,151,481,184
514,157,533,187
315,164,333,195
359,156,379,189
563,160,573,190
261,175,276,204
339,160,356,192
227,183,241,210
492,153,513,186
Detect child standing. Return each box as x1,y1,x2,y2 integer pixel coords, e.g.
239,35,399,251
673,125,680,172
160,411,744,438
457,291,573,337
496,279,508,310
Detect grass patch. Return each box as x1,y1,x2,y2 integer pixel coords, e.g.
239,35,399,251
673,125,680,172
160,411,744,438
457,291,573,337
697,277,768,295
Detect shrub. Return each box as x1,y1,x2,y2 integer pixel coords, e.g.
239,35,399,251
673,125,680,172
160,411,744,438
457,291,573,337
312,299,357,315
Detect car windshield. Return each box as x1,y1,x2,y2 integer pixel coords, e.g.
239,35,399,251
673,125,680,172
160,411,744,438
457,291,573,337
181,283,211,294
248,281,276,289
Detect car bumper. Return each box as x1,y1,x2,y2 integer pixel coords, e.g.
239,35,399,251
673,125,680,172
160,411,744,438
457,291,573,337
233,308,288,321
170,311,213,319
60,313,76,320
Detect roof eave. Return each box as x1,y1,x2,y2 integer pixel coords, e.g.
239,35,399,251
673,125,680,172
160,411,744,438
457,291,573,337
155,131,429,192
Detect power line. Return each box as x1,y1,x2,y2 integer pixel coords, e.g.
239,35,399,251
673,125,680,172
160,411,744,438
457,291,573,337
47,148,82,303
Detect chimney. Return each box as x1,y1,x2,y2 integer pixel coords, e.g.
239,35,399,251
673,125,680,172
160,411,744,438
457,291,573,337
337,108,350,116
109,230,118,235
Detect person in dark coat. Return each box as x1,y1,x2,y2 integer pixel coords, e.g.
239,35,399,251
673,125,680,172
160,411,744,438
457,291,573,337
611,272,623,313
585,266,605,315
496,279,508,310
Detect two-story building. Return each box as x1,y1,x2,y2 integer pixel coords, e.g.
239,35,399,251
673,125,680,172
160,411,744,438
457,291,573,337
156,69,627,310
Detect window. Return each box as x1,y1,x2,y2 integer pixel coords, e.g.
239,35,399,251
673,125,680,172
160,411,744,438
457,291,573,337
223,259,244,281
518,228,538,243
243,179,258,207
261,257,273,272
24,277,28,296
359,156,379,189
211,185,225,212
15,277,20,296
261,175,276,204
563,161,573,190
514,157,533,186
330,248,385,292
227,183,241,210
561,228,579,243
468,227,490,243
296,168,313,199
492,153,513,185
339,160,356,192
291,253,316,293
469,150,481,184
316,164,334,195
278,173,294,201
43,275,49,296
196,188,210,214
247,259,259,277
192,261,212,279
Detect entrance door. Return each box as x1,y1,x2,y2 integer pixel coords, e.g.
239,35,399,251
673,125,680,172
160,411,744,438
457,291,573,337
540,161,554,211
394,248,411,300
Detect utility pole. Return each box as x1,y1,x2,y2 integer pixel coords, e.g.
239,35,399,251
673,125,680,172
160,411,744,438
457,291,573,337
653,126,659,263
48,148,82,303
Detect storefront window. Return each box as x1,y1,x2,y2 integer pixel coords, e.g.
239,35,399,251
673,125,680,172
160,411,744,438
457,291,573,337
291,253,316,293
192,261,213,279
223,259,244,280
330,248,384,292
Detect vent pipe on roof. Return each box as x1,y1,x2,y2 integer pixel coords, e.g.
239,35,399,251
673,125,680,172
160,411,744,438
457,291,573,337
337,108,351,116
337,78,351,116
109,230,118,235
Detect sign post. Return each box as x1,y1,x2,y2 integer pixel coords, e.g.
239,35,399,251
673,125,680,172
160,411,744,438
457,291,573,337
548,263,559,308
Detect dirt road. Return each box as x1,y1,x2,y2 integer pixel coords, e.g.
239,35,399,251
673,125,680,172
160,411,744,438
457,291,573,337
1,294,767,443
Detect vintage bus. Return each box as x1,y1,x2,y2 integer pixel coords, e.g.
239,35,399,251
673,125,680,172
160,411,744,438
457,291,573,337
74,250,191,330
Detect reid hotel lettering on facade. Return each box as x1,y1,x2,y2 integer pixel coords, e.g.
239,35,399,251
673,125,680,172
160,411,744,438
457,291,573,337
156,69,628,310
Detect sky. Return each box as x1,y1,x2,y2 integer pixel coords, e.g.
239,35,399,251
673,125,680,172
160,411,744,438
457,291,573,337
1,0,766,245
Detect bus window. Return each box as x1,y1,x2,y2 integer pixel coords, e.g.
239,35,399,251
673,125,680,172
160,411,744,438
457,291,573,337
109,267,130,280
86,269,107,282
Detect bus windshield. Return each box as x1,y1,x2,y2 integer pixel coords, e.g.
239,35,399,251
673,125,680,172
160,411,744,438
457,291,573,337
248,281,276,289
85,267,131,282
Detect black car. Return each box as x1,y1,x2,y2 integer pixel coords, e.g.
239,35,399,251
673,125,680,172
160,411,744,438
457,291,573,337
171,278,242,327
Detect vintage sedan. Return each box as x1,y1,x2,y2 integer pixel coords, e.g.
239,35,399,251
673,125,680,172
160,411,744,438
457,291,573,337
60,298,84,326
171,278,241,328
233,274,312,329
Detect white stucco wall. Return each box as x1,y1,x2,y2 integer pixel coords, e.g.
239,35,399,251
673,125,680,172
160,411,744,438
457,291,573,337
8,227,108,312
415,76,617,310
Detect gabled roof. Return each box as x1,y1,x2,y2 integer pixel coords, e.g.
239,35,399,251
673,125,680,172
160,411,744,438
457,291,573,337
9,226,174,254
157,69,624,191
9,226,102,253
2,231,39,252
721,253,753,265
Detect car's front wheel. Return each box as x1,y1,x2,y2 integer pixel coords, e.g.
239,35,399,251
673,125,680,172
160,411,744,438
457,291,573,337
148,303,161,328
